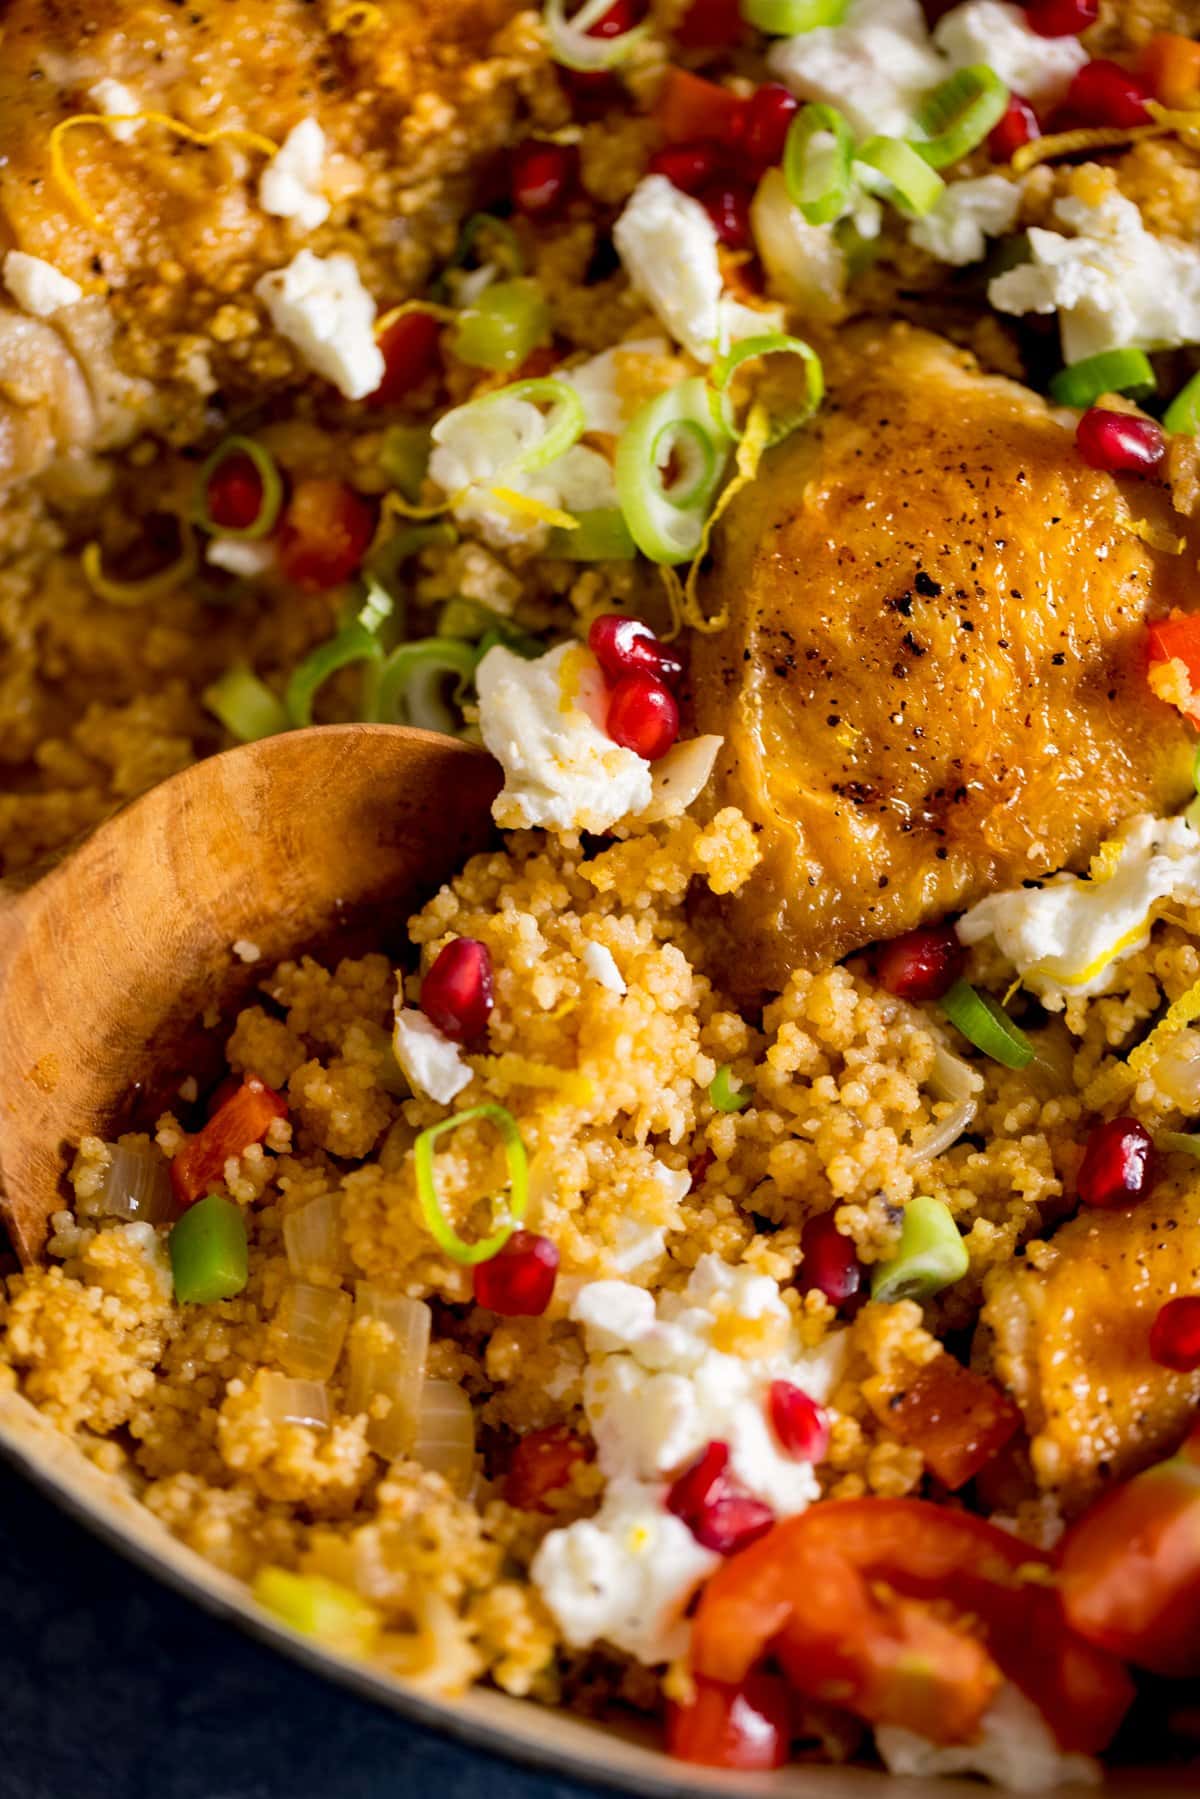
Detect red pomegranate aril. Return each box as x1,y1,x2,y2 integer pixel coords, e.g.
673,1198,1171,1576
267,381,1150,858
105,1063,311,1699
1076,407,1165,478
1149,1295,1200,1372
511,138,579,219
767,1380,830,1463
667,1672,792,1771
368,309,443,407
207,452,266,533
699,180,753,250
648,140,726,196
875,923,966,1002
589,613,685,688
1064,58,1152,128
420,936,494,1043
666,1439,729,1519
505,1425,590,1509
1023,0,1097,36
799,1210,863,1310
473,1230,559,1316
1077,1116,1158,1209
739,84,798,176
606,671,680,760
693,1491,775,1554
989,94,1040,161
676,0,744,48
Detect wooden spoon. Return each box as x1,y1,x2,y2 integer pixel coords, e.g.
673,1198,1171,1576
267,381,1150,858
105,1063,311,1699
0,726,501,1265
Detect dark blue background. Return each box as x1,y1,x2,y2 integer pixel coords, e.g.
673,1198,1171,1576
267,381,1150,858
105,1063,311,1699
0,1457,601,1799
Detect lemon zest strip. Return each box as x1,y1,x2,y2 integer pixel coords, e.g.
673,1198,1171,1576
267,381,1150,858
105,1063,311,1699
474,1053,594,1106
489,487,578,530
677,398,772,636
374,299,457,337
50,113,280,231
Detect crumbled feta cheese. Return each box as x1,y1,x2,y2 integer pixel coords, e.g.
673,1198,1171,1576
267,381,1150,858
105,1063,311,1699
877,1683,1100,1791
934,0,1088,110
206,538,277,579
392,1005,472,1104
910,174,1021,267
989,187,1200,364
232,939,262,964
582,941,626,995
259,118,331,232
650,1160,692,1208
254,250,383,399
561,337,672,436
958,814,1200,1007
3,251,83,318
768,0,944,139
604,1219,668,1276
475,642,652,834
88,77,143,141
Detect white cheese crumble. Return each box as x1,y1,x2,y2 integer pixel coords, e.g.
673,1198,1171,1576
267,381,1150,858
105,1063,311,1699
560,336,672,436
877,1683,1100,1791
910,175,1021,267
392,1005,472,1105
767,0,944,140
934,0,1088,109
232,938,262,964
958,814,1200,1007
475,642,652,834
88,77,144,141
206,538,277,579
989,188,1200,365
254,250,384,400
582,941,626,995
259,118,331,232
3,251,83,317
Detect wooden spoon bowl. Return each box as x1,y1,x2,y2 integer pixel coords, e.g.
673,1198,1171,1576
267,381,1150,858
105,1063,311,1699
0,726,500,1264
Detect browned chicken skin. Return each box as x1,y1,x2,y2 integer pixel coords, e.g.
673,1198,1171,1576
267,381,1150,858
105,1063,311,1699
692,324,1199,996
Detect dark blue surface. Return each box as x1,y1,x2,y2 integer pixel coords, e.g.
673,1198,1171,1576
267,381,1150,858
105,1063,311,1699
0,1457,602,1799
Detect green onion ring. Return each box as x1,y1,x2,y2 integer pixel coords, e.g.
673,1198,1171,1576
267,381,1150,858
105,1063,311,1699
444,378,586,478
941,978,1035,1070
447,212,525,280
742,0,849,30
651,417,718,511
870,1195,968,1304
1049,348,1157,409
711,332,825,445
1158,1131,1200,1159
1164,369,1200,436
854,136,945,218
414,1103,529,1266
546,507,637,560
285,620,384,728
615,376,734,565
81,522,199,607
543,0,651,71
202,666,289,742
784,103,855,226
910,65,1009,170
709,1064,751,1113
367,637,478,734
195,437,284,541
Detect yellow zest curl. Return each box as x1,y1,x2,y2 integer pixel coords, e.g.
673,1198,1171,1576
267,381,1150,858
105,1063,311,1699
1083,971,1200,1109
677,400,772,636
1011,122,1170,173
474,1053,594,1106
380,489,454,526
374,299,457,337
329,1,383,32
51,113,279,231
489,488,578,530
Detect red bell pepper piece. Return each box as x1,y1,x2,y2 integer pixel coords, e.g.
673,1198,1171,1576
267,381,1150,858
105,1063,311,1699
170,1074,287,1207
884,1353,1023,1490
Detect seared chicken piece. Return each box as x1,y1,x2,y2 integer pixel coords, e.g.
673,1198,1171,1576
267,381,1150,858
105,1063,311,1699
691,324,1198,995
979,1177,1200,1512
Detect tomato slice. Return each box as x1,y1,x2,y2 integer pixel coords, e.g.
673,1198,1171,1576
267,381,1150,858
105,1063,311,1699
1059,1423,1200,1678
504,1426,591,1511
1147,613,1200,685
690,1498,1134,1755
883,1353,1022,1491
170,1074,288,1207
277,478,375,591
657,69,745,147
666,1672,791,1770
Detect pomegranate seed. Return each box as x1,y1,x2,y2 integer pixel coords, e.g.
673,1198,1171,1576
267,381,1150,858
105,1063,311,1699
1075,407,1165,478
473,1230,559,1315
589,613,684,688
1064,59,1152,128
648,140,727,196
875,923,966,1002
207,451,266,532
511,138,579,219
798,1210,863,1310
1077,1116,1158,1209
739,84,798,176
606,671,680,760
1023,0,1097,35
368,309,443,407
420,937,494,1043
675,0,745,50
505,1425,590,1509
699,180,753,250
666,1441,774,1554
667,1439,729,1516
767,1380,830,1462
689,1147,715,1189
1149,1295,1200,1372
989,94,1041,161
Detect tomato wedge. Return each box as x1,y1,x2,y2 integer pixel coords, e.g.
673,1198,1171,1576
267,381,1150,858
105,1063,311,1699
882,1353,1022,1491
277,477,375,591
170,1074,287,1207
667,1672,791,1769
1059,1422,1200,1678
690,1498,1134,1755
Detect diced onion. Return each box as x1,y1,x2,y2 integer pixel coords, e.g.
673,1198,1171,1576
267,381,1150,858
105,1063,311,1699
941,979,1035,1071
636,732,724,822
258,1370,332,1430
1050,348,1157,410
1158,1131,1200,1159
282,1192,344,1279
743,0,848,26
615,376,734,564
854,137,945,218
84,1141,174,1222
870,1195,968,1304
345,1284,431,1460
195,436,284,541
414,1104,529,1266
784,104,855,226
910,65,1009,170
367,637,477,734
1164,370,1200,436
274,1282,353,1381
411,1379,477,1493
543,0,651,71
203,667,289,743
909,1044,983,1164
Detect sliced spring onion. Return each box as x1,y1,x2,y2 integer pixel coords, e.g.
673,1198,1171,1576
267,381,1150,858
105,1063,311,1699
379,424,432,501
81,1142,173,1223
450,279,551,373
194,436,284,540
870,1195,969,1304
448,212,525,280
941,978,1035,1070
274,1282,353,1382
81,524,199,606
285,586,393,728
367,637,478,734
546,507,637,560
413,1103,529,1266
1158,1131,1200,1159
412,1378,477,1493
282,1192,343,1279
709,1063,751,1112
742,0,849,27
367,521,456,597
910,65,1009,169
784,103,855,226
1050,348,1157,409
710,332,825,445
346,1284,431,1459
1164,369,1200,436
854,136,945,218
257,1370,331,1430
455,378,586,476
436,598,544,658
615,376,734,564
203,667,289,742
543,0,652,71
253,1568,381,1657
169,1194,248,1304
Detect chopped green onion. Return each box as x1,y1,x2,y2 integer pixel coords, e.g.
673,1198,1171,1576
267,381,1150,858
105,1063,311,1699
379,425,432,501
546,507,637,560
784,104,855,225
711,331,825,445
202,666,289,742
285,620,383,728
81,523,199,607
367,637,478,733
437,597,543,658
413,1103,529,1266
169,1194,249,1304
368,521,455,596
709,1064,751,1112
615,376,734,564
450,279,551,373
543,0,652,71
1164,369,1200,436
1050,348,1157,409
194,436,284,541
854,137,945,218
500,379,587,474
870,1195,969,1304
253,1568,381,1657
1158,1131,1200,1159
447,212,524,280
941,978,1035,1070
742,0,849,29
910,65,1009,169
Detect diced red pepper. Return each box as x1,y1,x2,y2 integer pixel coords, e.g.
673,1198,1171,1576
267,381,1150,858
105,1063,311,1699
666,1672,791,1769
1137,32,1200,109
504,1425,591,1511
277,478,376,591
1146,612,1200,727
882,1353,1022,1490
658,68,746,148
169,1074,287,1208
367,309,443,407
